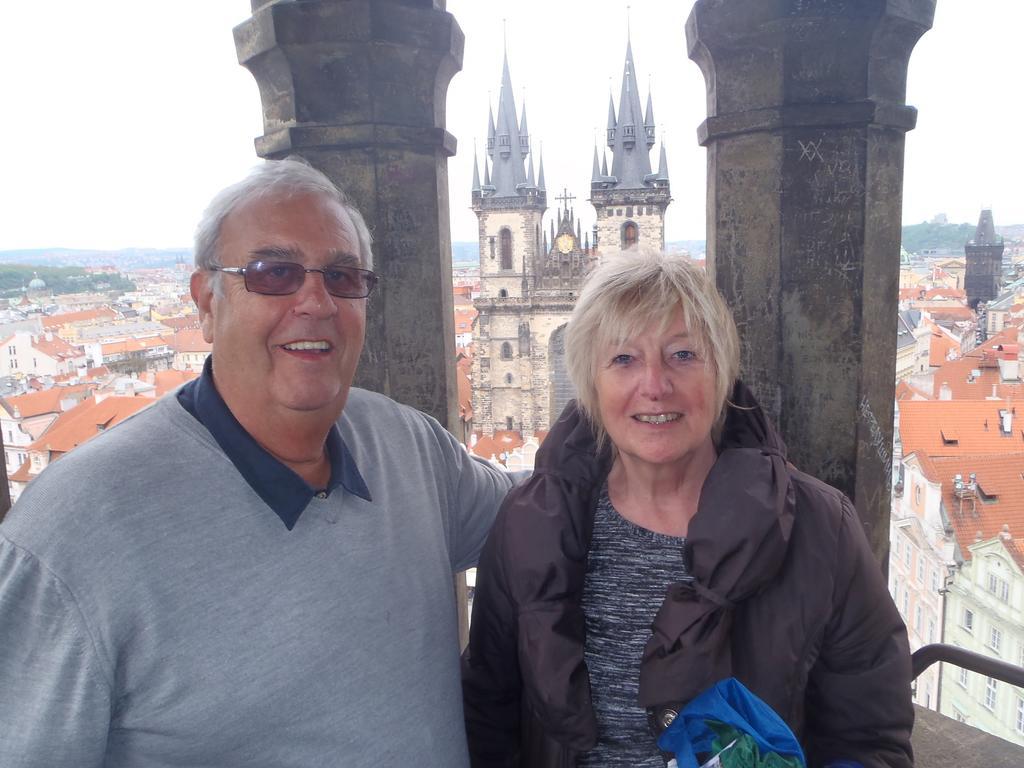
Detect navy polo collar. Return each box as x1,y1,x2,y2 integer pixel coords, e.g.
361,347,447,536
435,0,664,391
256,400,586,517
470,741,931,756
177,356,371,530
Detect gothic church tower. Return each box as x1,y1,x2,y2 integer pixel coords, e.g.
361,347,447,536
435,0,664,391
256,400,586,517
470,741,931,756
590,40,671,253
471,53,547,437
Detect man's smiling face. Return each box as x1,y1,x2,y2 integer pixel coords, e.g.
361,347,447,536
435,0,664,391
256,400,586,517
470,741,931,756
191,190,366,429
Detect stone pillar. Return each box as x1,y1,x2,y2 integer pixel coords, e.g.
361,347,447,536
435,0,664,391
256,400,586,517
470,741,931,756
686,0,935,560
235,0,462,431
236,0,469,645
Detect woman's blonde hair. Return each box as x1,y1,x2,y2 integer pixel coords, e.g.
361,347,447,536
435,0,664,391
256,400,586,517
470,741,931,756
565,249,740,448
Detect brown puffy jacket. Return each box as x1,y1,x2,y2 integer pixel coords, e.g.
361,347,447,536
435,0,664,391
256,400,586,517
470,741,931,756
462,383,914,767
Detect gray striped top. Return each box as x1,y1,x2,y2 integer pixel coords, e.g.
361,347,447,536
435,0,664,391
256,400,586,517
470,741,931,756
578,485,689,768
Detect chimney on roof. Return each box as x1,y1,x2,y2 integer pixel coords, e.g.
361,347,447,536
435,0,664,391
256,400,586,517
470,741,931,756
939,383,952,400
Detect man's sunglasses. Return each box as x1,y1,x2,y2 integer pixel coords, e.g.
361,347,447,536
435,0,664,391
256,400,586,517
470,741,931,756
209,260,379,299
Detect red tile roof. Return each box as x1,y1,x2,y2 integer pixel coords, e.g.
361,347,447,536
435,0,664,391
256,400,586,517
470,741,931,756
172,328,211,353
8,459,32,484
916,305,975,323
100,337,171,356
1,385,93,419
895,380,930,402
899,287,924,302
457,363,473,423
26,396,151,456
51,366,111,385
34,334,81,361
454,307,478,335
42,307,118,329
929,325,961,368
924,453,1024,567
159,315,201,332
471,430,524,460
924,287,967,301
152,369,198,397
899,399,1024,458
931,327,1024,400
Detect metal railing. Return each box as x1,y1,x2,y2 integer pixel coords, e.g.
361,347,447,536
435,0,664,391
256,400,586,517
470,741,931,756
912,643,1024,687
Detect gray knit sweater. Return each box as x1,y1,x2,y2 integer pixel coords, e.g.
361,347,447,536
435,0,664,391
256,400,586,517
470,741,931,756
0,388,513,768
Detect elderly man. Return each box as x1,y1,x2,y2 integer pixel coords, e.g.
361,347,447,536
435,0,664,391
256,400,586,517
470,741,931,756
0,158,514,767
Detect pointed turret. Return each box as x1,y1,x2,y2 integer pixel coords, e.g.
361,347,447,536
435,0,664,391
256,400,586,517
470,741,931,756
519,102,530,157
658,142,669,181
606,94,617,147
526,154,536,188
537,150,546,191
592,145,602,182
487,105,496,152
483,158,491,188
973,209,999,246
472,150,481,193
601,152,609,177
644,92,656,147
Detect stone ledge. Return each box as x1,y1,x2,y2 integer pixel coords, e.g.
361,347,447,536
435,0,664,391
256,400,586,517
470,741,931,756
912,705,1024,766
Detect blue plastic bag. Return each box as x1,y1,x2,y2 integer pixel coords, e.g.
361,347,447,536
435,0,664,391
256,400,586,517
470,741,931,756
657,678,806,768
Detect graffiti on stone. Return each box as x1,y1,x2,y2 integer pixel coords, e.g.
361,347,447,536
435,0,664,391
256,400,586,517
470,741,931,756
798,139,825,163
858,395,892,481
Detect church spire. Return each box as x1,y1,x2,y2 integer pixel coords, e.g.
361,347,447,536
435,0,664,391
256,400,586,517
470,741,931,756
485,50,531,198
644,91,656,147
537,148,546,191
591,144,602,182
472,148,481,193
606,94,617,148
487,104,496,152
658,141,669,181
607,37,655,189
519,99,530,158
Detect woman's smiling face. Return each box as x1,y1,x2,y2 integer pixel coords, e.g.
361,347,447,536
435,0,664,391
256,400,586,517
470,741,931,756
594,309,718,474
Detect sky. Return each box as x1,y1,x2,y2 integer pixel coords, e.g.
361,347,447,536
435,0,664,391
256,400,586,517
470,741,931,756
1,0,1021,251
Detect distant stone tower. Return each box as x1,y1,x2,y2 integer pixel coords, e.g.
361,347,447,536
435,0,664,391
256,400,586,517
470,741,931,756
964,209,1004,308
471,55,592,438
471,53,546,437
590,40,671,253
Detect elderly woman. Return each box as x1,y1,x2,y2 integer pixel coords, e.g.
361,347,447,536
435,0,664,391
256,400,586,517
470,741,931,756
462,251,913,767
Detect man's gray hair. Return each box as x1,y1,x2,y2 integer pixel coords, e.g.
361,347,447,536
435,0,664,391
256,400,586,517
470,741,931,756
565,249,740,449
194,156,374,272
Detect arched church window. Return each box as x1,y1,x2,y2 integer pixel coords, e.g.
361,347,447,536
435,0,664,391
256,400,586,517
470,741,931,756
504,373,513,385
505,417,514,431
500,228,513,270
622,221,639,249
500,342,513,360
498,288,508,298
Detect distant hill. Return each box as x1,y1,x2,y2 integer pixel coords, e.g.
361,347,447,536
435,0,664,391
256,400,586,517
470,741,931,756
0,265,136,298
901,221,1022,255
0,248,190,270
